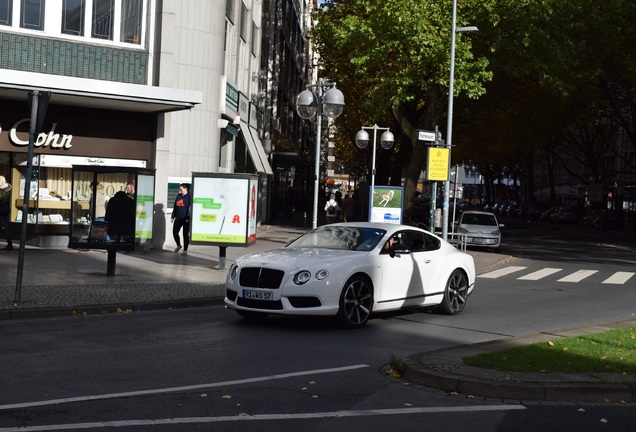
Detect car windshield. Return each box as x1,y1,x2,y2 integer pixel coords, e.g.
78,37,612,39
462,214,497,226
286,226,387,251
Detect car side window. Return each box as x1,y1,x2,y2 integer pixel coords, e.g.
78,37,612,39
423,232,441,251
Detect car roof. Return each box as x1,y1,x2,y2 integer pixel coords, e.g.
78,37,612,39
459,210,497,216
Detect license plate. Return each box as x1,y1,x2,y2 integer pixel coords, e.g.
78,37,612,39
242,289,273,300
471,238,488,244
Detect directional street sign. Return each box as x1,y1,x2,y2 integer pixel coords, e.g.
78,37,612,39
417,129,436,142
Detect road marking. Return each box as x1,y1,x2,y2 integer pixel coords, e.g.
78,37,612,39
0,405,526,431
603,272,635,285
478,266,527,278
0,364,369,411
557,270,598,283
518,268,562,280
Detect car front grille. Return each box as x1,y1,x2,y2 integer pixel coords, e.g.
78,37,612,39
239,267,285,289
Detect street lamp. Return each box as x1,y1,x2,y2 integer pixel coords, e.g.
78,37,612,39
296,78,345,229
442,0,478,241
355,125,395,221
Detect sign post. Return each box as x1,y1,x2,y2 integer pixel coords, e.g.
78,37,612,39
15,91,51,304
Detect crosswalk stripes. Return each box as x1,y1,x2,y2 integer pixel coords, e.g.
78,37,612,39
603,272,635,285
478,266,635,285
558,270,598,283
518,268,561,281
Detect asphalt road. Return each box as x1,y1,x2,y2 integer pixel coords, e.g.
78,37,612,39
1,217,635,431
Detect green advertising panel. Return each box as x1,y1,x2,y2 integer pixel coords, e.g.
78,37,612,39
190,173,258,246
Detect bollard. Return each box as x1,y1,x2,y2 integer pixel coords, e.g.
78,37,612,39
219,246,227,270
107,250,117,276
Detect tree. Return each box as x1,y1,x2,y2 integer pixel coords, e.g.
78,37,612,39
311,0,493,219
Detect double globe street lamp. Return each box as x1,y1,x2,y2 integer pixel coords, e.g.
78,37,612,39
296,78,345,229
355,125,394,221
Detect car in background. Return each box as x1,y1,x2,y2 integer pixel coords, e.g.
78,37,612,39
225,223,476,328
549,206,577,223
455,211,504,252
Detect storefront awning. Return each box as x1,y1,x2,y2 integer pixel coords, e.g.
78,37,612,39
0,70,202,114
240,123,273,175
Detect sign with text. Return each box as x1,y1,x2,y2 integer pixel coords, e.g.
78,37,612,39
190,173,258,246
427,147,450,181
417,129,436,142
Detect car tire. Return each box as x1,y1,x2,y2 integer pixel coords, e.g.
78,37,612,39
336,275,373,329
237,310,269,321
439,269,469,315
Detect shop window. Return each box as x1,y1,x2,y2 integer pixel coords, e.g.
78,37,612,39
119,0,141,44
0,0,12,25
92,0,113,40
61,0,85,36
20,0,44,30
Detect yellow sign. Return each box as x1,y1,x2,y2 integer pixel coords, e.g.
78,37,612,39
427,147,450,181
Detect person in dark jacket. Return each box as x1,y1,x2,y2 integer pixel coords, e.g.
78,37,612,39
342,191,359,222
105,191,135,242
171,183,192,255
0,176,13,250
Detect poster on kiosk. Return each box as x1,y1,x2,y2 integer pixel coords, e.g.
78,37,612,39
369,185,404,224
190,173,258,246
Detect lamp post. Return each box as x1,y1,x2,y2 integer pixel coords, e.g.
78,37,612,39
296,78,345,229
355,125,395,221
442,0,478,241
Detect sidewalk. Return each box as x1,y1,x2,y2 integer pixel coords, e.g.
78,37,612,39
0,224,309,317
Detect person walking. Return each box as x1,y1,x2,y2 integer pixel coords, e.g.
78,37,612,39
171,183,192,255
324,193,340,224
342,191,359,222
0,176,13,250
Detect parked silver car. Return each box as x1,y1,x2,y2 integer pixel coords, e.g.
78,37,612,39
455,211,503,252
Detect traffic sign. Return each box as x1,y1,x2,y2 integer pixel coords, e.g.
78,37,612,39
417,129,436,142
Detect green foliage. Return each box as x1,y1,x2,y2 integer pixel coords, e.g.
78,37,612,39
464,327,636,375
313,0,636,210
313,0,494,216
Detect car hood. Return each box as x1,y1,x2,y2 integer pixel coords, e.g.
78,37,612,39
235,247,367,269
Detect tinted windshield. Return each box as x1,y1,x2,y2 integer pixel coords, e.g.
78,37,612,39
286,226,387,251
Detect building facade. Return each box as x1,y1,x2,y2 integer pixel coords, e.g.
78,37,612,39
0,0,280,248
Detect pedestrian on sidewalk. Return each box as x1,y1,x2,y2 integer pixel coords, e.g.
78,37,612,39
342,190,359,222
171,183,192,255
0,176,13,250
324,193,340,224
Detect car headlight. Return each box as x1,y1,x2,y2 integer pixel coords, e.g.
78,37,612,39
293,270,312,285
229,263,239,281
491,230,500,235
458,228,468,234
316,269,329,280
293,269,329,285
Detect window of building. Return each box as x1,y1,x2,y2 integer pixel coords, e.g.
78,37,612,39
120,0,141,44
92,0,113,40
239,3,247,42
20,0,44,30
61,0,85,36
225,0,233,24
251,21,258,56
0,0,12,25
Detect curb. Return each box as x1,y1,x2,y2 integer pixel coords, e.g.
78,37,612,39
402,356,636,402
0,297,225,320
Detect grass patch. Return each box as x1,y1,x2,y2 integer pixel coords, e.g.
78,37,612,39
463,327,636,374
